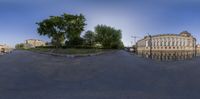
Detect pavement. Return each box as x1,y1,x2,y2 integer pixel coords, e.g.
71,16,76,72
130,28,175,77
0,50,200,99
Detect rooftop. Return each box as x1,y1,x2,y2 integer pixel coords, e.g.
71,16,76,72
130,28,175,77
137,31,195,42
26,39,45,42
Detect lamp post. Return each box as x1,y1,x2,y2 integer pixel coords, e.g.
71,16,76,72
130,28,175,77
147,33,152,58
131,35,139,53
195,45,196,57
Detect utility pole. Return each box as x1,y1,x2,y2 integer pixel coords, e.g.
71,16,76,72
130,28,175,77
195,40,197,57
131,35,139,53
130,41,133,47
131,36,138,45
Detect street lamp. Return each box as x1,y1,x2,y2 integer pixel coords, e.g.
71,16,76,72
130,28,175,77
131,35,139,53
148,33,152,58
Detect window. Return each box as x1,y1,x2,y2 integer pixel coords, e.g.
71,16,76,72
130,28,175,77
176,41,179,46
168,41,170,46
145,40,148,47
172,42,174,46
164,42,166,46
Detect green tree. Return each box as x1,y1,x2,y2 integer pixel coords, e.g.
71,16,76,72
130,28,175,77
36,13,86,48
65,37,84,48
15,43,25,49
95,25,124,49
83,30,96,47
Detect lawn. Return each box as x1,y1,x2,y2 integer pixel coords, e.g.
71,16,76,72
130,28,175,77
27,48,113,55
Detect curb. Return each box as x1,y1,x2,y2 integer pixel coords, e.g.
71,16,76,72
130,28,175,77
30,50,118,58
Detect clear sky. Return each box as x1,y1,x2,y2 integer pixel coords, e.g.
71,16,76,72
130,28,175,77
0,0,200,47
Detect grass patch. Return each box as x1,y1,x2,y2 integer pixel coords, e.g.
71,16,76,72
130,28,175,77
27,48,52,52
27,48,114,55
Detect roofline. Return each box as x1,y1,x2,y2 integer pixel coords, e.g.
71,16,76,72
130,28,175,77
137,33,196,42
26,39,45,41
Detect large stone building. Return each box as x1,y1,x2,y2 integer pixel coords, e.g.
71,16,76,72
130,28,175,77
136,31,197,60
25,39,46,48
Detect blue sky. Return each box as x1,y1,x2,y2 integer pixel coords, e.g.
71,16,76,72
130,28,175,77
0,0,200,47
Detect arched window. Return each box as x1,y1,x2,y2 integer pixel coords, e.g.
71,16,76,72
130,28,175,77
155,40,157,46
172,41,175,46
188,41,191,46
168,41,170,46
152,40,154,46
185,40,188,46
183,41,185,46
176,41,179,46
180,42,182,46
161,41,164,46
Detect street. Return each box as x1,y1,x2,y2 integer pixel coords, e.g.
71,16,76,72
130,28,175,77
0,50,200,99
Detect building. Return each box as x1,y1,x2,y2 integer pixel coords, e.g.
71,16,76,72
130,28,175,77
25,39,46,48
137,31,196,53
0,44,11,53
136,31,197,60
197,44,200,55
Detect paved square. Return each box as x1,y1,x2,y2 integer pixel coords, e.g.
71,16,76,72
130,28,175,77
0,50,200,99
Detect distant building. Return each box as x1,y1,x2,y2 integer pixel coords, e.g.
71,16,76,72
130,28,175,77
197,44,200,54
0,44,11,53
136,31,196,53
25,39,46,48
136,31,197,60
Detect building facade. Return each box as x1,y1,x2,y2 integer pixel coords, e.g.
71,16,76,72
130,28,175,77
197,44,200,55
0,44,10,53
136,31,197,61
25,39,46,48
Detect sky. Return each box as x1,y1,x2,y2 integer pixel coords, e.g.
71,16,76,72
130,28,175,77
0,0,200,47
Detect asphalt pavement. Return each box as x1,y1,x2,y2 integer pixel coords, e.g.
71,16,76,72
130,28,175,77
0,50,200,99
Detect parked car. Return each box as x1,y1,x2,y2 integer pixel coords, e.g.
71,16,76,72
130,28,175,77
129,48,134,52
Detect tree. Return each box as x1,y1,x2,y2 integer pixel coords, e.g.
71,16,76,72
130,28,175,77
95,25,124,49
15,43,25,49
36,13,86,48
65,37,84,48
83,30,96,47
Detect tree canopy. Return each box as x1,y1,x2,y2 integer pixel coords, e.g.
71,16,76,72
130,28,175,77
36,13,86,47
95,25,124,49
83,30,96,47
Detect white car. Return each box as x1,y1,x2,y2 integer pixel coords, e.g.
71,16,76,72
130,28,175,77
129,48,134,52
